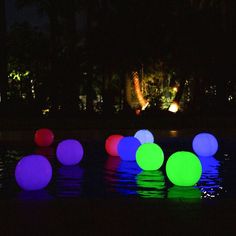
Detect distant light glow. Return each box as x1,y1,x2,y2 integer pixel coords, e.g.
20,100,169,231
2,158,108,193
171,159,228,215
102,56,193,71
34,128,54,147
56,139,84,166
105,134,124,156
173,87,178,92
118,136,141,161
134,129,154,144
192,133,218,157
168,102,179,113
166,151,202,186
136,143,164,170
133,71,149,110
15,155,52,191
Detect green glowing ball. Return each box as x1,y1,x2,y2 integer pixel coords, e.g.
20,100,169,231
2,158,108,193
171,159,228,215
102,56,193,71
136,143,164,171
166,151,202,186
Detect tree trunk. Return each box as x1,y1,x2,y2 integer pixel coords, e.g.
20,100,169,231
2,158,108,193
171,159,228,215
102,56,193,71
0,0,8,104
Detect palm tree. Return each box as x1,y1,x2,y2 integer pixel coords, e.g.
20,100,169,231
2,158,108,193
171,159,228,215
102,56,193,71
0,0,8,104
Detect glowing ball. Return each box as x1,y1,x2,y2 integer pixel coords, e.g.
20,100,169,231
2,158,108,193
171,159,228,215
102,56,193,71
134,129,154,144
56,139,84,166
15,155,52,191
118,136,141,161
105,134,124,156
192,133,218,157
166,151,202,186
136,143,164,170
34,128,54,147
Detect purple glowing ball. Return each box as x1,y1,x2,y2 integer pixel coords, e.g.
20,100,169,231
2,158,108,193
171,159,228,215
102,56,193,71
15,155,52,191
56,139,84,166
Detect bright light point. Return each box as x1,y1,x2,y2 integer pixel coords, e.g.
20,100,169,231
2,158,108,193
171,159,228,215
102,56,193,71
168,102,179,113
15,155,52,191
192,133,218,157
34,128,54,147
173,87,178,92
134,129,154,144
136,143,164,170
105,134,124,156
166,151,202,186
141,102,149,110
56,139,84,166
118,136,141,161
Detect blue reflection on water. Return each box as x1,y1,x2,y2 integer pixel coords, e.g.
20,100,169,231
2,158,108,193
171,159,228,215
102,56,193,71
17,189,54,201
55,165,84,198
136,171,165,198
197,156,222,199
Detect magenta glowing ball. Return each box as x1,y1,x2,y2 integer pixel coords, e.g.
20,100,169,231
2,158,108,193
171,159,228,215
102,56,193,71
34,128,54,147
118,136,141,161
56,139,84,166
15,155,52,191
105,134,124,156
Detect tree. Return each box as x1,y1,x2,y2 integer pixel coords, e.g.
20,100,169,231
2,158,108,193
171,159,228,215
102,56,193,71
0,0,8,104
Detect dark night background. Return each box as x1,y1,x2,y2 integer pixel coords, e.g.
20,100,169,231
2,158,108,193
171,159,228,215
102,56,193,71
0,0,235,129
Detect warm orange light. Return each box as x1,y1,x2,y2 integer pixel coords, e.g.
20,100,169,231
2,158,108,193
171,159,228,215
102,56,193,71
133,72,149,110
168,102,179,113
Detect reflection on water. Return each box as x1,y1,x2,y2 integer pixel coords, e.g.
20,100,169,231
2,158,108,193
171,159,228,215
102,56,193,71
168,186,201,200
197,156,223,199
17,189,54,201
55,165,84,198
136,171,165,198
0,144,232,200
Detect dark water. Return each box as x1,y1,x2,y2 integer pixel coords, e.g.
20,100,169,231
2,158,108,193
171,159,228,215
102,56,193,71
0,135,235,201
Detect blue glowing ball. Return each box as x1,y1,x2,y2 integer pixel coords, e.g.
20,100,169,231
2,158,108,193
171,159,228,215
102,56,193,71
192,133,218,157
56,139,84,166
118,136,141,161
134,129,154,144
15,155,52,191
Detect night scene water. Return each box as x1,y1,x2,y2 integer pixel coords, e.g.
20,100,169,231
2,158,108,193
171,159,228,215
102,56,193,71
0,130,235,201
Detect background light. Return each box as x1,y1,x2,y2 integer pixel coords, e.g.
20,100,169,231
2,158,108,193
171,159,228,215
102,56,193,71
166,151,202,186
34,128,54,147
15,155,52,191
192,133,218,157
118,136,141,161
105,134,124,156
56,139,84,166
168,102,179,113
134,129,154,144
136,143,164,170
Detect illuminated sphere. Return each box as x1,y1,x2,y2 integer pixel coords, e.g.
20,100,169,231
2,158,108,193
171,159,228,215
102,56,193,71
136,143,164,170
15,155,52,191
118,136,141,161
134,129,154,144
56,139,84,166
105,134,124,156
166,151,202,186
34,128,54,147
192,133,218,157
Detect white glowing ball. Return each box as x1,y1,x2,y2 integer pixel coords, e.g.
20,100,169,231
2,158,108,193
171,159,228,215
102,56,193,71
134,129,154,144
192,133,218,157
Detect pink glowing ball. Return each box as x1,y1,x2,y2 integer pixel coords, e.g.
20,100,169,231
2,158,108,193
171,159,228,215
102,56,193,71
105,134,124,156
34,128,54,147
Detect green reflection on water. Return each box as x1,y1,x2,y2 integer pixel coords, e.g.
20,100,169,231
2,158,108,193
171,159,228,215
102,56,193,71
136,170,165,198
168,186,201,201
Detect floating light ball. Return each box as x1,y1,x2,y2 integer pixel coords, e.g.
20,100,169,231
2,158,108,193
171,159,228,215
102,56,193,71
118,136,141,161
34,128,54,147
15,155,52,191
136,143,164,170
166,151,202,186
192,133,218,157
105,134,124,156
56,139,84,166
134,129,154,144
